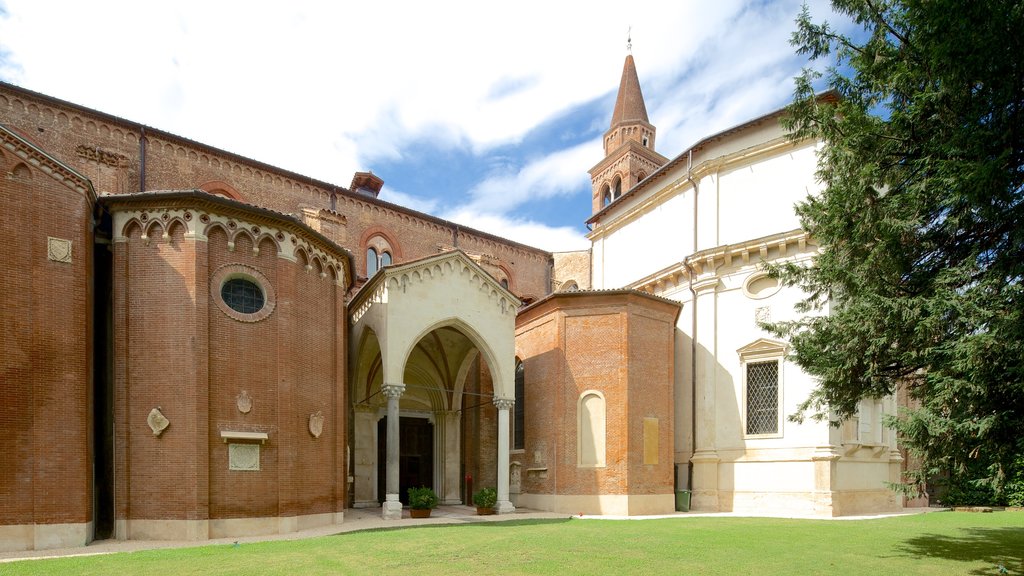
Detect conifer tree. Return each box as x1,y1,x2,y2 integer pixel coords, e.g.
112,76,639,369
771,0,1024,502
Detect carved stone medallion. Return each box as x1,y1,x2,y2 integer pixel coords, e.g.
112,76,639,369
237,391,252,414
308,411,324,438
147,407,169,437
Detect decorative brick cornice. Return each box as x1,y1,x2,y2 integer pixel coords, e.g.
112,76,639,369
0,124,95,201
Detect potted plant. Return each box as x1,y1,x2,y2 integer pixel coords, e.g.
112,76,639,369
407,486,438,518
473,487,497,515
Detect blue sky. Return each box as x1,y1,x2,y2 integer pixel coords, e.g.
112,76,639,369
0,0,846,251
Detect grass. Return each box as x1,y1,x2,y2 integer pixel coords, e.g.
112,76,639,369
3,511,1022,575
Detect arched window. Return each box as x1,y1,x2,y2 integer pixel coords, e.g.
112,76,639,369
500,278,509,290
601,184,611,208
561,281,579,292
612,176,622,200
513,359,524,451
380,251,392,267
366,247,378,277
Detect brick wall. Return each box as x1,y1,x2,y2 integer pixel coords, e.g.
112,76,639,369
0,144,94,527
0,84,552,301
514,291,679,500
111,197,347,524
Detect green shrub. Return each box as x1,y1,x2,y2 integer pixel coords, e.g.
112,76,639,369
473,487,497,508
408,486,439,510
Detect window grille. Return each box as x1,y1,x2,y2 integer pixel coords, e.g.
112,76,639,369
746,361,778,435
221,278,265,314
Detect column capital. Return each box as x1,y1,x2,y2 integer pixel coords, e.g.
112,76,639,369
493,397,515,411
381,383,405,400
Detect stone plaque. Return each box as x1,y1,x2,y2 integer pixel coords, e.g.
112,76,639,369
229,443,260,471
147,407,169,437
643,417,659,465
236,390,252,414
47,237,72,263
308,411,324,438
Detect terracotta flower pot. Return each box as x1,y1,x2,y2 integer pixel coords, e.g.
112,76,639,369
475,507,495,515
410,508,432,518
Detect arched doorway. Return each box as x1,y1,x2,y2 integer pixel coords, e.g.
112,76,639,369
348,251,518,519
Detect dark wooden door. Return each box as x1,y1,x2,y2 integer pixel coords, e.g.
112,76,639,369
378,417,434,504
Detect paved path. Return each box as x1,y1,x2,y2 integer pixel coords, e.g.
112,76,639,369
0,505,937,563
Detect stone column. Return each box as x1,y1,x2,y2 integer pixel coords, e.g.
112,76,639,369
382,383,404,520
689,276,720,511
441,411,462,505
494,398,516,514
352,405,378,508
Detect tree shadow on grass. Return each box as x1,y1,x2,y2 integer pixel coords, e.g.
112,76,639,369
895,527,1024,575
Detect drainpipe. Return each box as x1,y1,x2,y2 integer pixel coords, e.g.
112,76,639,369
684,149,698,493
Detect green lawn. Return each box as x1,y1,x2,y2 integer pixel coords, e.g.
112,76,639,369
4,511,1022,575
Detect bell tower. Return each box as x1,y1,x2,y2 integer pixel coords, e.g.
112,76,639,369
588,48,668,215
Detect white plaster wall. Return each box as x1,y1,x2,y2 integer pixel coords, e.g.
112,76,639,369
716,145,820,247
383,258,517,398
713,263,829,453
594,190,693,289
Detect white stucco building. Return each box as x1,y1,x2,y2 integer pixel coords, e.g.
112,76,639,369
570,53,903,516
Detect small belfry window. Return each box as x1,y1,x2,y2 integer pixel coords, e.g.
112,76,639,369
221,278,265,314
513,359,525,450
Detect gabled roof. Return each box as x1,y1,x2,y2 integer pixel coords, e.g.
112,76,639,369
348,249,520,312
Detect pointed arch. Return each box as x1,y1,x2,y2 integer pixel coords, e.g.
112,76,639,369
199,180,243,201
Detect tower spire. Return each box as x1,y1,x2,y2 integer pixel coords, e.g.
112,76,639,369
587,50,668,215
609,52,650,132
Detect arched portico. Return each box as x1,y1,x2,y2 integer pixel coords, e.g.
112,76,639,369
349,251,519,519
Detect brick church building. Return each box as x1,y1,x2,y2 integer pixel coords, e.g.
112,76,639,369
1,52,903,552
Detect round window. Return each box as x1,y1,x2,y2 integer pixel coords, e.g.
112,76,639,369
221,277,265,314
211,264,276,322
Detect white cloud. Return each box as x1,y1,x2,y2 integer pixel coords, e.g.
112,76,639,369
0,0,851,250
441,207,590,253
466,140,600,213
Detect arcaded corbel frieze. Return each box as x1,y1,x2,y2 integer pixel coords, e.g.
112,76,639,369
110,207,349,287
379,252,518,317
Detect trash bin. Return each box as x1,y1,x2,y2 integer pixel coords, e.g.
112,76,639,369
675,490,691,512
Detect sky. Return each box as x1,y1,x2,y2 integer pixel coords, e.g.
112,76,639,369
0,0,847,252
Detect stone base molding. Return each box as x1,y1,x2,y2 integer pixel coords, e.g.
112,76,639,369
111,512,345,542
0,522,93,552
